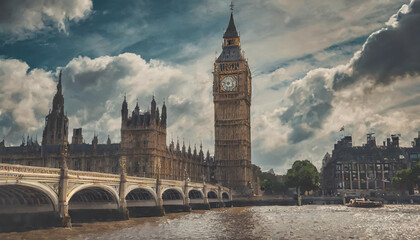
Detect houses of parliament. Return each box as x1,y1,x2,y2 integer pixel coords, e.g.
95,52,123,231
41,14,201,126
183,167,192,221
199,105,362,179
0,13,260,196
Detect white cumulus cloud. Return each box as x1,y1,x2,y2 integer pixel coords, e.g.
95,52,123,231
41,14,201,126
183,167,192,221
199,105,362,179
0,0,93,41
0,58,56,141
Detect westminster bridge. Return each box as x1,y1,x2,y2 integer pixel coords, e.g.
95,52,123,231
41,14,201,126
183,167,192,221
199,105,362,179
0,163,231,232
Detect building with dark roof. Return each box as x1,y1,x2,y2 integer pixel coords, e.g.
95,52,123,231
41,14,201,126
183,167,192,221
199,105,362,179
321,132,420,196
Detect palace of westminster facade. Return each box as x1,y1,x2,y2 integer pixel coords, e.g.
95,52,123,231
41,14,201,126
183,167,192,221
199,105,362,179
0,13,260,196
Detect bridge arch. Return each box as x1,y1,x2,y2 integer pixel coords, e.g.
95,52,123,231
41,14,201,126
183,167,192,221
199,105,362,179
222,192,230,201
161,188,184,204
66,183,119,205
188,189,204,199
125,185,157,200
125,186,157,207
0,181,58,212
207,190,218,199
66,184,121,221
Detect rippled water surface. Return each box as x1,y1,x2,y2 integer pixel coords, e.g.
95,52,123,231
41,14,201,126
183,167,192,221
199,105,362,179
1,205,419,240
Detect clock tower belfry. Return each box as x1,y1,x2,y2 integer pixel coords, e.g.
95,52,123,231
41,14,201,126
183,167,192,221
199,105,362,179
213,12,257,196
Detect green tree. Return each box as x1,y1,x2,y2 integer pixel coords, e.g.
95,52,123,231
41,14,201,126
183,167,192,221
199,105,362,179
258,171,288,195
272,181,288,195
411,161,420,187
392,168,412,193
393,161,420,194
259,172,276,194
285,160,320,197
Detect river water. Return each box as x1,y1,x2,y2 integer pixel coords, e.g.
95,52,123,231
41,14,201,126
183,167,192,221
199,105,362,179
1,205,419,240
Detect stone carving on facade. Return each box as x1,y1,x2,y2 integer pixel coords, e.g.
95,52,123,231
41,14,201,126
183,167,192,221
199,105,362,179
44,182,60,194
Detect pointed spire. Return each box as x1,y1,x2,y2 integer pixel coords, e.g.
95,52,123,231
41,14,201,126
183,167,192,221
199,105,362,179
50,69,65,116
176,137,180,151
92,134,98,146
188,142,192,158
161,99,167,127
156,107,160,124
135,98,140,113
199,143,204,161
206,149,210,161
107,135,111,145
123,94,127,106
182,139,186,154
122,95,128,119
170,138,174,152
151,95,156,114
57,70,62,94
223,12,239,38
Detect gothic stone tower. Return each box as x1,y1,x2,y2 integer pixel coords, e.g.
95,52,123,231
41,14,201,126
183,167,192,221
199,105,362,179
120,96,167,176
42,71,69,145
213,13,253,195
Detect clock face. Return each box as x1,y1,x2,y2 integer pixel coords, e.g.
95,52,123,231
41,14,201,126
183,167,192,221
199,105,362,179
221,75,237,91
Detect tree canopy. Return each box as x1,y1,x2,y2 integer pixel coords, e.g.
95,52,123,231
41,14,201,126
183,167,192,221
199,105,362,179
285,160,319,193
393,161,420,194
259,171,287,195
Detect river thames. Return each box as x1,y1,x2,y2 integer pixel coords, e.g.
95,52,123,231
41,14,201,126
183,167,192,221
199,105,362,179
1,205,419,240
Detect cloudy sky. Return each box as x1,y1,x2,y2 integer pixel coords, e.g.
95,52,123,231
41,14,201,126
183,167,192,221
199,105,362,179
1,0,419,174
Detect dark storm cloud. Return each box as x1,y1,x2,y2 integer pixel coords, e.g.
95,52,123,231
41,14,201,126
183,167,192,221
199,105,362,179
280,0,420,144
280,70,334,143
333,0,420,90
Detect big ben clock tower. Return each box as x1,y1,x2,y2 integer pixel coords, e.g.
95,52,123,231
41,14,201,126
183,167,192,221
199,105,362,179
213,11,257,196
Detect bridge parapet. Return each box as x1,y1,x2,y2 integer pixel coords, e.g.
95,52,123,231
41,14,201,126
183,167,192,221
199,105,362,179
187,182,205,188
67,170,120,181
126,176,159,185
0,163,61,176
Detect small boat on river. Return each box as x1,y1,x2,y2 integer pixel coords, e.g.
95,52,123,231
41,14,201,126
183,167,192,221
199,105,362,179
347,198,383,208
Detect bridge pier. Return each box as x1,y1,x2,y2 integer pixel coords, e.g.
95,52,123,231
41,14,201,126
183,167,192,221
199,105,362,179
118,172,130,220
225,188,233,207
200,184,211,210
218,185,226,207
153,177,166,217
189,184,210,210
182,181,192,212
58,167,71,228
